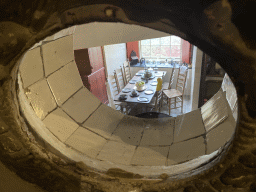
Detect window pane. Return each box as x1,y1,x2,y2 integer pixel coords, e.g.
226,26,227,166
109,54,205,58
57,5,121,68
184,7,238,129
151,38,160,45
171,36,181,45
171,45,181,57
141,46,151,57
161,46,171,58
151,46,161,57
160,36,171,45
141,39,150,45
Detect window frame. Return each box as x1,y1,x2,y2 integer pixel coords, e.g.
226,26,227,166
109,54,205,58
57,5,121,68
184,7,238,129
139,36,182,61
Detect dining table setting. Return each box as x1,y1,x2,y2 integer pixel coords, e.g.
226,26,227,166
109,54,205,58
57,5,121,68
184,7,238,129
114,69,167,104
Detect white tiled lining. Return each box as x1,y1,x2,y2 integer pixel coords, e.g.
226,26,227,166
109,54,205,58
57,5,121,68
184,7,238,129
130,146,170,166
96,140,136,165
173,108,205,143
110,116,145,145
62,87,101,123
83,104,125,139
65,127,107,159
25,79,57,120
42,35,74,76
201,89,229,132
167,136,205,165
19,47,44,88
43,108,79,142
47,61,83,105
140,118,175,146
206,97,236,154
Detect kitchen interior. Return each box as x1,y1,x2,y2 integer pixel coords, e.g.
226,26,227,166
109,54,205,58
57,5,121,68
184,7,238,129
73,25,227,117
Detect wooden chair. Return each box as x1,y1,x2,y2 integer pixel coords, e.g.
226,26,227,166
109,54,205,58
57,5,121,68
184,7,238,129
114,69,126,91
162,68,175,90
163,65,188,115
123,61,132,84
147,90,163,112
110,73,129,114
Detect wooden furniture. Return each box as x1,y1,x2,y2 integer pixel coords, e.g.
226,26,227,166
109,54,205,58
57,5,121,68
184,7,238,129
114,69,126,92
123,61,132,84
162,68,175,90
147,90,163,112
114,70,166,105
74,47,108,104
109,73,129,114
163,65,188,115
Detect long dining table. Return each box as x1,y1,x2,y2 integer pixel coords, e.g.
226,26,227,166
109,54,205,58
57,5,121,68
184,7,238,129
114,70,167,104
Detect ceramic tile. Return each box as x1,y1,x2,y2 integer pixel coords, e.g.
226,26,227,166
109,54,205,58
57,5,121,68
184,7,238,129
130,146,169,166
47,61,83,105
173,108,205,143
83,104,124,138
43,108,79,142
65,127,107,159
62,87,101,123
110,116,145,145
140,118,175,146
20,47,44,88
206,99,237,154
201,89,229,132
42,35,74,76
167,136,205,165
25,79,57,120
96,140,136,165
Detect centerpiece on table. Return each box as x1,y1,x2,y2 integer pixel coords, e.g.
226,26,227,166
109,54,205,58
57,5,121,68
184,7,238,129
135,81,146,91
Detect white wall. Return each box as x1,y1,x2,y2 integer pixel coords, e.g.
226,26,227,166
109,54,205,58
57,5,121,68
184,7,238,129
104,43,127,77
190,46,203,111
73,22,169,50
103,43,127,108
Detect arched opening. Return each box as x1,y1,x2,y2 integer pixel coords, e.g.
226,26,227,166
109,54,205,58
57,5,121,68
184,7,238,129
2,0,256,191
16,22,238,177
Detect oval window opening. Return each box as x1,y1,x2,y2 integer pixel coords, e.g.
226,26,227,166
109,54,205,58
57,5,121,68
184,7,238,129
17,22,238,178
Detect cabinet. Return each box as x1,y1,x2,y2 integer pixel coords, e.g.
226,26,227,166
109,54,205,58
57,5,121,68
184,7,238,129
74,47,108,104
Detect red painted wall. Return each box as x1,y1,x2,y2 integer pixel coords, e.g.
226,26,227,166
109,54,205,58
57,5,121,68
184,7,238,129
181,39,191,64
126,41,140,61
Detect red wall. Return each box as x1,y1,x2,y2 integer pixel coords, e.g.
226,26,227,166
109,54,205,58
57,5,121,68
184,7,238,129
126,41,140,61
181,40,191,64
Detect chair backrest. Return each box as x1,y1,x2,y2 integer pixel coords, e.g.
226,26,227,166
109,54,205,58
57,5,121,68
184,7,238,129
167,68,175,89
114,68,126,91
109,74,120,96
175,65,188,94
123,61,132,84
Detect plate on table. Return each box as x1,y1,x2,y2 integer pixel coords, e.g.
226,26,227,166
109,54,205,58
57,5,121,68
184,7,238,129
136,73,144,76
134,85,147,92
119,94,128,101
150,81,158,86
122,88,132,93
138,97,149,102
155,73,163,77
129,80,137,84
144,89,154,95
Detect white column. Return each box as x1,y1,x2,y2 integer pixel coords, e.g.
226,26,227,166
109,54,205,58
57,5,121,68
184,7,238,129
190,46,203,111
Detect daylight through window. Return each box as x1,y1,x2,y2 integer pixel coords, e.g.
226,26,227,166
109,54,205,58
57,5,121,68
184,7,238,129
140,36,182,61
